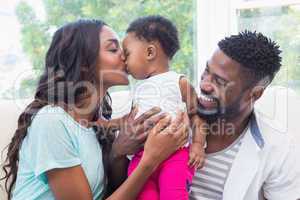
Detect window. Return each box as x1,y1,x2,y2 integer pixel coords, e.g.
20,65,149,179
196,0,300,95
237,0,300,94
234,0,300,131
195,0,300,132
0,0,198,100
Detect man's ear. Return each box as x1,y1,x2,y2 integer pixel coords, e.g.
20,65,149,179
247,75,271,103
146,44,157,60
250,86,265,102
251,76,271,101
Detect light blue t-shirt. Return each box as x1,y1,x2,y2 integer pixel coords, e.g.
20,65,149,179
12,105,104,200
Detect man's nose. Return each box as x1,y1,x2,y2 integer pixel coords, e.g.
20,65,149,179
200,75,214,93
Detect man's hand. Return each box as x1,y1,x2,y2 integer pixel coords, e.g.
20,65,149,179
112,105,166,157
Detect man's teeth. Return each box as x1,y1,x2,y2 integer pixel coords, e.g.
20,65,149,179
199,93,214,102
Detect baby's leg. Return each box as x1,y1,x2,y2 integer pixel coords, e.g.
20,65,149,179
128,151,159,200
158,147,195,200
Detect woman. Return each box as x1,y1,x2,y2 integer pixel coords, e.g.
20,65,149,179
1,19,188,200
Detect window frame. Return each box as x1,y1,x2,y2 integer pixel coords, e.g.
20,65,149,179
196,0,300,87
235,0,300,10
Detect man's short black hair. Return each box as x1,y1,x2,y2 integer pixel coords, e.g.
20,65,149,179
126,15,179,59
218,30,282,84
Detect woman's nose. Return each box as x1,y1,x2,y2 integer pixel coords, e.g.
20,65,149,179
120,51,126,62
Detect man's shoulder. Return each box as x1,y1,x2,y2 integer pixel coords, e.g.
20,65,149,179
254,110,295,150
253,111,300,200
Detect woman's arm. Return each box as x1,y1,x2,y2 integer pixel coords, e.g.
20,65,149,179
46,105,162,200
47,166,93,200
107,111,189,200
45,111,187,200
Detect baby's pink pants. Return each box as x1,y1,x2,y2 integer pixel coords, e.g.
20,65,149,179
128,147,195,200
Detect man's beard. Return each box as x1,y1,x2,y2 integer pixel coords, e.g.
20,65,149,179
197,94,243,123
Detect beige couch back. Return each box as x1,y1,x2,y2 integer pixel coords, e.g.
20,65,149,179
0,100,24,199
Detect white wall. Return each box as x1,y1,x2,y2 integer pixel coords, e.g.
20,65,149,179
197,0,238,83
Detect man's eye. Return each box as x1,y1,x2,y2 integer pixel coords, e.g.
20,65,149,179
215,78,227,86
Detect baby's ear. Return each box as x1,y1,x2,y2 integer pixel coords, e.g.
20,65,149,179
146,44,157,60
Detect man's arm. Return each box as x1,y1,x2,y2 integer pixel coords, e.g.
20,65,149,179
105,106,165,194
106,110,189,200
107,144,130,193
90,117,122,131
89,117,129,195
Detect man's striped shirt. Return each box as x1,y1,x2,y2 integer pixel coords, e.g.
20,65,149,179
189,130,246,200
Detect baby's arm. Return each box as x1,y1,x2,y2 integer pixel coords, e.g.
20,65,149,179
179,77,207,169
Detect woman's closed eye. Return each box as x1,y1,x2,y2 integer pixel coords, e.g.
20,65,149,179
106,39,120,53
108,48,118,53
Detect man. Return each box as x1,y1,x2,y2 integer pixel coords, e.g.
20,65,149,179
189,30,300,200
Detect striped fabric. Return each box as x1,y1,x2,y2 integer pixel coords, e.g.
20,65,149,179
189,131,246,200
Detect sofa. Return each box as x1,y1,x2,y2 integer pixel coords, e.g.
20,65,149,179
0,86,299,199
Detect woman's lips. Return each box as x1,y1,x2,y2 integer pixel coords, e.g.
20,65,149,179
125,65,130,74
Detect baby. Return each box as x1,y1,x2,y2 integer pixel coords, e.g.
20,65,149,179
120,15,207,200
94,15,207,199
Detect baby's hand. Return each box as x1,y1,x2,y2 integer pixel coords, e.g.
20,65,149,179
188,142,205,170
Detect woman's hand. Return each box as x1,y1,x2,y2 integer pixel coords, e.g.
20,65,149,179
140,110,190,170
111,104,166,158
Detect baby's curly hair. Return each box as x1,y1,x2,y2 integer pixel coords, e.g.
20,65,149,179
218,30,282,84
126,15,179,59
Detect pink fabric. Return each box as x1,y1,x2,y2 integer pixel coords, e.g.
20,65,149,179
128,147,195,200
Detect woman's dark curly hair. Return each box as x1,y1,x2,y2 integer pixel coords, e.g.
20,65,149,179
1,19,114,199
218,30,282,84
126,15,180,59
